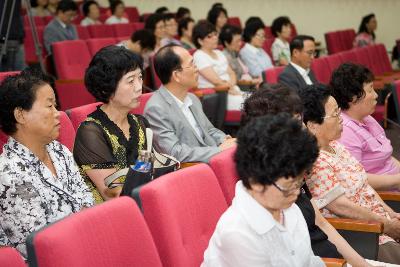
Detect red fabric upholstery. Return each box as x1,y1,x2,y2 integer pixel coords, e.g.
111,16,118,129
55,80,96,110
76,25,90,40
342,29,356,50
113,23,135,37
264,66,284,83
209,146,238,205
24,26,46,64
133,22,145,31
125,7,140,22
67,102,101,130
23,16,44,28
136,164,228,267
42,16,53,25
225,110,241,123
131,92,154,115
26,197,162,267
71,14,84,25
227,17,242,28
86,38,117,56
262,38,275,58
0,247,26,267
0,131,8,155
0,71,20,82
325,29,356,54
338,50,357,64
58,111,76,151
87,24,115,38
311,57,331,84
326,53,343,73
375,44,394,73
99,14,109,23
264,26,273,39
52,40,91,79
354,47,372,70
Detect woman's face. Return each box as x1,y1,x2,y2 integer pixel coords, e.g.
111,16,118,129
110,68,143,110
183,21,194,39
48,0,58,5
216,12,227,30
349,82,378,118
279,24,292,40
225,34,242,52
250,28,265,48
114,3,125,18
154,20,166,40
199,31,218,50
37,0,48,7
165,18,178,37
311,96,343,143
18,84,60,143
367,16,377,32
88,3,100,20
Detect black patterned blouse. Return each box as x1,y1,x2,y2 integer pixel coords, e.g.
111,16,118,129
73,106,147,204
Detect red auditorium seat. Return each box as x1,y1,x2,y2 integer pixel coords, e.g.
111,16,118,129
42,16,53,25
354,47,372,69
227,16,242,28
87,24,115,38
23,15,44,28
264,26,273,39
99,14,110,23
76,25,90,40
72,14,84,25
55,81,96,111
209,146,237,205
131,92,154,115
342,29,356,50
112,23,135,37
0,71,20,82
26,197,162,267
264,66,285,83
132,164,228,267
338,50,357,64
67,102,101,130
133,22,145,31
326,53,343,73
262,37,275,58
125,7,140,22
52,40,91,79
86,38,117,56
0,247,26,267
0,131,8,155
311,57,331,84
24,26,46,64
58,111,76,151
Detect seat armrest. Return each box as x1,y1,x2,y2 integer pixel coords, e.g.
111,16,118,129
322,258,346,267
180,162,201,169
326,218,383,233
378,191,400,201
56,79,85,84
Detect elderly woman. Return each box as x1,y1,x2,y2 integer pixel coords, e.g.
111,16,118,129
192,21,245,111
271,16,292,66
239,21,273,78
331,63,400,188
80,0,101,26
300,84,400,264
354,13,377,48
73,46,148,204
0,70,93,256
105,0,129,25
240,84,377,266
203,113,324,266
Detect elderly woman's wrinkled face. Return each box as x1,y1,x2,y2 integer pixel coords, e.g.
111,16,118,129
350,82,377,119
250,28,265,48
312,96,343,143
110,68,143,110
18,84,60,143
226,34,242,52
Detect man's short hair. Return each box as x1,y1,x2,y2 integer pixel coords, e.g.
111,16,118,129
154,44,182,84
130,29,156,51
56,0,78,13
290,35,315,54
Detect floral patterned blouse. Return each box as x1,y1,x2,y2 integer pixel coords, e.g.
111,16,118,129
306,141,393,245
0,137,94,256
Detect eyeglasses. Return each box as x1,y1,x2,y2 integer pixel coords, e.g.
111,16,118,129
272,179,305,197
175,61,195,72
303,50,317,57
255,33,266,39
323,108,341,120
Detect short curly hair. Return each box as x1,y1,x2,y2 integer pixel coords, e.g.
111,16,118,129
84,45,143,103
241,84,303,127
192,20,216,49
299,84,331,125
271,16,291,37
219,24,242,47
0,69,53,135
235,113,319,189
243,21,265,43
330,63,374,110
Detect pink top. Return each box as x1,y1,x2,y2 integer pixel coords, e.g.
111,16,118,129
338,113,399,175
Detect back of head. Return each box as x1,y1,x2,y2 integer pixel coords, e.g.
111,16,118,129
243,21,265,43
178,17,195,37
219,24,242,47
155,6,169,14
330,62,374,110
289,35,315,55
298,84,331,125
192,20,216,49
245,16,265,28
271,16,291,37
145,13,165,33
176,7,190,21
82,0,98,17
56,0,78,13
241,84,303,127
206,7,227,26
131,29,156,51
85,45,143,103
235,113,318,189
154,44,182,84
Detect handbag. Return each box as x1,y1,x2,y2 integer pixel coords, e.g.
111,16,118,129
104,128,180,196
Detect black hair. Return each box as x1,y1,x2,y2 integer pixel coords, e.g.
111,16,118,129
155,6,169,14
192,20,216,49
299,84,331,125
82,0,99,17
235,113,319,189
163,13,176,22
154,44,182,84
110,0,123,15
178,17,195,37
243,21,265,43
145,13,165,33
130,29,156,51
176,7,191,21
211,3,224,9
30,0,47,8
219,24,242,47
0,69,55,135
84,45,143,103
330,63,374,110
271,16,291,37
358,13,376,40
56,0,78,13
245,16,265,28
206,7,227,27
289,35,315,54
241,84,303,127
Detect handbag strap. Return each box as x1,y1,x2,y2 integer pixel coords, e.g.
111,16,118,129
104,168,129,188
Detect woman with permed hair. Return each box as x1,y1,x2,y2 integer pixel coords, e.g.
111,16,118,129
271,16,292,66
73,45,149,204
354,13,377,48
105,0,129,25
331,63,400,183
202,113,324,266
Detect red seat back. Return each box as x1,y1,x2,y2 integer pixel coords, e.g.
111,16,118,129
311,57,331,84
87,24,115,38
76,25,90,40
0,247,26,267
354,46,372,69
133,22,145,31
326,54,343,73
67,102,101,130
58,111,76,151
0,71,20,82
23,15,44,28
338,49,357,64
42,16,53,25
52,40,91,79
56,81,96,111
227,17,242,28
365,45,384,75
24,26,46,64
26,197,162,267
375,44,393,73
209,147,237,205
262,37,275,58
342,29,356,50
125,7,140,22
264,66,285,83
264,26,273,39
113,23,135,38
133,164,228,267
0,130,8,155
131,93,154,115
86,38,117,56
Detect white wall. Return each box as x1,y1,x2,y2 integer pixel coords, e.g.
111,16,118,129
99,0,400,51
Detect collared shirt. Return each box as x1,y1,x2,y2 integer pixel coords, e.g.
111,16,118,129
239,43,273,78
80,17,102,26
166,90,204,139
202,181,324,267
290,62,313,85
339,113,399,175
105,15,129,25
271,38,291,65
0,138,94,256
